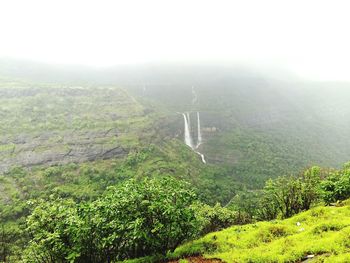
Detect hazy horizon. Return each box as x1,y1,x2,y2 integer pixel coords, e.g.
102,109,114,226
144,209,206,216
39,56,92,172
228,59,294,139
1,0,350,81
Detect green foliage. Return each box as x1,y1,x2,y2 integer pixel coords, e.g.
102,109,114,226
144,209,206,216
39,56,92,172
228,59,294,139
0,223,24,262
0,86,145,135
148,83,350,189
228,190,262,222
170,200,350,263
204,129,315,187
23,177,200,262
194,203,238,235
0,141,243,261
258,166,321,219
321,164,350,205
23,198,82,263
3,83,350,262
229,166,322,220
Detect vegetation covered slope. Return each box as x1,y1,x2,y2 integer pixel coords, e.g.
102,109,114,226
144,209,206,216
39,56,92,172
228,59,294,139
2,63,350,262
171,201,350,262
2,61,350,188
0,83,153,173
0,140,238,224
126,71,350,186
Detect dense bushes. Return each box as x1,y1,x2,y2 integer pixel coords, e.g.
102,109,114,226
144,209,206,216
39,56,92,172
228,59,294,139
261,166,321,219
230,164,350,221
24,199,81,262
320,162,350,205
194,203,238,235
7,162,350,262
23,177,200,262
0,224,23,262
230,166,322,220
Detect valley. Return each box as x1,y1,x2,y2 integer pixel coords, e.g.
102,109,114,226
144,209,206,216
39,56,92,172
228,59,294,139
2,1,350,261
1,62,350,262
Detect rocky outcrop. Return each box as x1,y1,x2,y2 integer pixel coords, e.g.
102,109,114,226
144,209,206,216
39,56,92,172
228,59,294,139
0,128,128,174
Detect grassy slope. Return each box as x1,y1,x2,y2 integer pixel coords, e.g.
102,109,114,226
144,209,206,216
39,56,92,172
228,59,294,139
171,201,350,262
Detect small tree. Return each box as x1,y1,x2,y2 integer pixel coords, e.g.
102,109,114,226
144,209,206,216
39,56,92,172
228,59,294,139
300,166,321,210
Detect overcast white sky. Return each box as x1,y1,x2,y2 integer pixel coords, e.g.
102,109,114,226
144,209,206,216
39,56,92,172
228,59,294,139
1,0,350,80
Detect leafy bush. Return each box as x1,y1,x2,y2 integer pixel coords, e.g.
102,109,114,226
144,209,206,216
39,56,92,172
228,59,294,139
228,190,262,222
321,164,350,204
82,176,199,261
0,223,23,262
194,203,238,235
228,166,322,220
23,177,200,262
23,198,82,263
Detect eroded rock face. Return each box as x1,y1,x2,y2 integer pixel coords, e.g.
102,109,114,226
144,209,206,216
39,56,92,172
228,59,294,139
0,86,149,173
0,128,128,173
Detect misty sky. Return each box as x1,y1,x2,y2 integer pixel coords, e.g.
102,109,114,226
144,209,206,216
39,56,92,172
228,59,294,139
1,0,350,80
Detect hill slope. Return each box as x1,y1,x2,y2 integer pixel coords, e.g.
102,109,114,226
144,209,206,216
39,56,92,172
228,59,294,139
0,84,154,173
2,60,350,186
171,201,350,262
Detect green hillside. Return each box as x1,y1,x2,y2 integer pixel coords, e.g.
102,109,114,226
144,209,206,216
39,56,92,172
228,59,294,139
1,64,350,262
128,79,350,187
0,84,154,174
170,200,350,263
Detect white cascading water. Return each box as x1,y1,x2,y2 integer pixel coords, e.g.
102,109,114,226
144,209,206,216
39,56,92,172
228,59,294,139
181,87,206,164
182,113,194,148
182,111,206,164
196,111,202,148
194,111,206,163
186,112,191,132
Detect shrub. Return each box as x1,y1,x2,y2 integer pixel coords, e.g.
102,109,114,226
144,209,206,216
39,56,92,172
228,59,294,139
23,177,200,262
194,203,237,235
23,198,82,263
321,166,350,204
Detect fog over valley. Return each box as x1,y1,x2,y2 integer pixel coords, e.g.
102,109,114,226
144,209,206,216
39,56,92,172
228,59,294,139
2,1,350,262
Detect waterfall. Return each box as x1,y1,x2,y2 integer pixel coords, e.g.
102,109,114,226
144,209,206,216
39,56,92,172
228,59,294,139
180,86,206,163
186,112,191,133
182,111,206,164
195,111,206,163
196,111,202,148
182,113,193,148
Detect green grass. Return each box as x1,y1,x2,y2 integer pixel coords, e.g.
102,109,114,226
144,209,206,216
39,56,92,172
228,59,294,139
170,201,350,262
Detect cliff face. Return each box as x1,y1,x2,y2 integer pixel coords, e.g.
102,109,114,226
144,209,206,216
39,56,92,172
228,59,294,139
0,85,150,173
0,129,127,173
